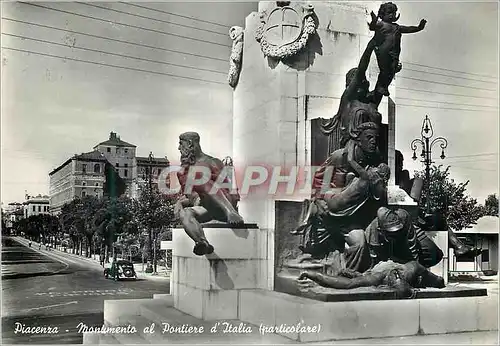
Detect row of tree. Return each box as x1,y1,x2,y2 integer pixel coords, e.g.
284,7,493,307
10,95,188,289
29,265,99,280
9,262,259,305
416,165,498,230
14,187,178,270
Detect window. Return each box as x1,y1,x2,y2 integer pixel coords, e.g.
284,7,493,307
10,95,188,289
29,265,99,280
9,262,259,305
107,147,111,153
38,206,41,212
124,149,128,154
32,206,36,212
82,191,86,197
82,164,87,173
116,148,120,154
124,169,128,177
82,181,86,186
116,163,120,167
124,163,128,167
94,164,100,173
95,182,99,187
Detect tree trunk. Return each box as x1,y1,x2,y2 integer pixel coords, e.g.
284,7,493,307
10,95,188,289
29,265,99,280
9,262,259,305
153,232,157,273
105,244,109,263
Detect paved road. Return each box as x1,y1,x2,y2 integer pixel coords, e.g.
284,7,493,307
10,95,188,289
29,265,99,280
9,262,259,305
2,237,170,344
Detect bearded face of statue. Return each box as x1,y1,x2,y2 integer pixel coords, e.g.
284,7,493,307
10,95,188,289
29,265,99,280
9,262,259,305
359,128,378,154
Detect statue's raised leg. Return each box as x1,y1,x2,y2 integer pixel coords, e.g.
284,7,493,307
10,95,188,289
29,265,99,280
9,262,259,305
178,206,215,255
194,180,243,225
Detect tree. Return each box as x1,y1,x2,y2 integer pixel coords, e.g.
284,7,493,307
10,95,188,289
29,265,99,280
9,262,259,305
132,187,176,273
483,194,499,217
60,198,86,254
14,214,60,244
93,196,135,261
415,165,484,231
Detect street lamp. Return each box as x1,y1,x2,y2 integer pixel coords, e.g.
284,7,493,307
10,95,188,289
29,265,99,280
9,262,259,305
145,151,155,274
410,115,448,213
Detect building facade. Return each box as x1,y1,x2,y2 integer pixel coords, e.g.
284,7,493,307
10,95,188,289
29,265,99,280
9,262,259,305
49,132,170,212
93,132,136,197
24,195,51,218
449,216,499,275
135,156,171,197
49,150,107,213
3,202,24,231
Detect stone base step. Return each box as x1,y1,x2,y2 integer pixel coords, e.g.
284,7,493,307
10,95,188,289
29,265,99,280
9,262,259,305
238,289,498,342
85,303,294,344
152,293,173,302
86,288,498,344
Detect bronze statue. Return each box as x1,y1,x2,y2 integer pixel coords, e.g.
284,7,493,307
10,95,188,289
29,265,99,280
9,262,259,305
368,2,426,98
298,260,445,299
293,122,387,272
175,132,244,256
365,207,444,269
295,162,389,235
320,38,382,155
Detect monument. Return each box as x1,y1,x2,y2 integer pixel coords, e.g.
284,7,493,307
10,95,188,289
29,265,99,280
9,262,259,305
85,2,497,344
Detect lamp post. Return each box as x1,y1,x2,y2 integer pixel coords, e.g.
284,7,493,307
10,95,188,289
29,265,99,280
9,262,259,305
410,115,448,213
144,151,154,273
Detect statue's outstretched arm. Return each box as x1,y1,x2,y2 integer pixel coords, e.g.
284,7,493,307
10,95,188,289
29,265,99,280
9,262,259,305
400,19,427,33
343,38,376,101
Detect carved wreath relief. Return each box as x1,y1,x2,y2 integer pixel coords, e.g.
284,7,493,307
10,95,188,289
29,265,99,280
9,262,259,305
227,26,244,88
255,2,316,60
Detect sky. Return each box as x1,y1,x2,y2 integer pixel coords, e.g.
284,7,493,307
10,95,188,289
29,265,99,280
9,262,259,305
1,1,498,205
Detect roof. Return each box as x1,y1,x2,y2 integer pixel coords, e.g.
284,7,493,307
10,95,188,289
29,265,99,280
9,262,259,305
24,197,49,204
75,150,107,162
49,150,108,176
94,132,136,148
458,216,499,235
136,156,170,166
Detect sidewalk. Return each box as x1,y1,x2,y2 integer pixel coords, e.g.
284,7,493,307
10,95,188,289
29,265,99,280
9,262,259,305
305,331,498,344
15,237,169,282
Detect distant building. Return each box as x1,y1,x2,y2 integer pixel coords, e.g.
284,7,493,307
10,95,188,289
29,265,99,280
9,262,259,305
3,202,24,230
24,194,50,218
449,216,499,274
49,150,107,213
93,132,136,197
135,156,170,197
49,132,170,212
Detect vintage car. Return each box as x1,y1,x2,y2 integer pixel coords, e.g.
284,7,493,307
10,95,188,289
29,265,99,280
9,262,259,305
104,260,137,281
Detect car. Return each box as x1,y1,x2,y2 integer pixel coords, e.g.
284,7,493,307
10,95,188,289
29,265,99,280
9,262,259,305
104,260,137,281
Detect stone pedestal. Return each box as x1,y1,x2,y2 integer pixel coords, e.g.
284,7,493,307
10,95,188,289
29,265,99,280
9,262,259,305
171,224,271,320
429,230,450,285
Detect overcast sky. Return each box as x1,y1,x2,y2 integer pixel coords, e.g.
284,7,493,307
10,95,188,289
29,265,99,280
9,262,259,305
1,1,498,205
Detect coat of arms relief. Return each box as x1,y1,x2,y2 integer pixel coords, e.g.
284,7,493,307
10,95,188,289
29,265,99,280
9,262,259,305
255,1,317,60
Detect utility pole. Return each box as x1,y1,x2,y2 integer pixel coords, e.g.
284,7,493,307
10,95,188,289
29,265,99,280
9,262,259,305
410,115,448,214
145,152,154,273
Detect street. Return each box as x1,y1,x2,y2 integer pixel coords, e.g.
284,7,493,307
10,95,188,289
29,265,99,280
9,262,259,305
2,237,170,344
